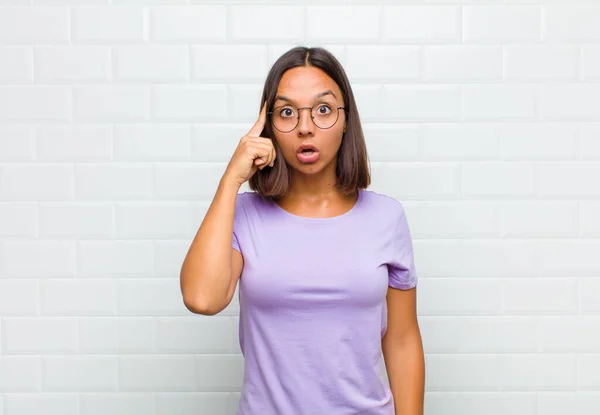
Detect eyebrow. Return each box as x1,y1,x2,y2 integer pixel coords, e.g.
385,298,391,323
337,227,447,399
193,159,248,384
274,90,337,105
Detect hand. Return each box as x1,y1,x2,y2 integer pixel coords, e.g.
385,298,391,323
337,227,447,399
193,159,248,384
223,103,277,188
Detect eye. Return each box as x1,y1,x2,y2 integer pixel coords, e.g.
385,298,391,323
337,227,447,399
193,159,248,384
316,104,332,114
278,107,296,118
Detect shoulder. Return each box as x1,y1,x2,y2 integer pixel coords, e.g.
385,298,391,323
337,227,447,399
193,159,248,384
235,191,270,215
360,189,406,220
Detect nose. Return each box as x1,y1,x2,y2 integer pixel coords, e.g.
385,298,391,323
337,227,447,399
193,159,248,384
297,107,314,136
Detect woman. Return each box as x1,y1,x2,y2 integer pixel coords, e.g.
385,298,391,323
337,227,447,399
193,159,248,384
180,46,425,415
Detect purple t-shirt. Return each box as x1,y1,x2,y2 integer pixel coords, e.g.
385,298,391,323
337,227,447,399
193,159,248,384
231,188,417,415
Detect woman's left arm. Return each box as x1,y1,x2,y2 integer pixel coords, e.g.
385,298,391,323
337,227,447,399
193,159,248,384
382,286,425,415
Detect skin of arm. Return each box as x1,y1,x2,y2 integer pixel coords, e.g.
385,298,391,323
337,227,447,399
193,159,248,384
382,286,425,415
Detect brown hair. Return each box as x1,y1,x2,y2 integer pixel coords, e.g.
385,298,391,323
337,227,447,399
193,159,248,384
248,46,371,197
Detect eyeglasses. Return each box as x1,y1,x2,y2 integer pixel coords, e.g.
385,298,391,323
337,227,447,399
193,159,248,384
267,103,345,133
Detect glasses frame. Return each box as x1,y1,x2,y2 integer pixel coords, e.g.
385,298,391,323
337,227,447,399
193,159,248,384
267,103,346,133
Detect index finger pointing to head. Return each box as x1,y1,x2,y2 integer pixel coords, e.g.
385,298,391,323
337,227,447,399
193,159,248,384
247,103,267,137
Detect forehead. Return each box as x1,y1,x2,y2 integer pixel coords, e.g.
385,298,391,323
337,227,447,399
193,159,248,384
276,66,342,102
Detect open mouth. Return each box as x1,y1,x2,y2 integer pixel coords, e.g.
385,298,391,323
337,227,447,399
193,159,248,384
296,146,319,163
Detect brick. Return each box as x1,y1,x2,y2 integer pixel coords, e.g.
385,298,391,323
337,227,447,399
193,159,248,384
195,355,244,392
423,46,501,81
463,84,537,120
502,202,577,237
114,124,191,161
230,6,303,42
3,318,78,354
426,392,535,415
582,45,600,80
150,6,226,42
538,162,600,196
117,279,191,316
41,279,116,316
416,240,536,278
462,163,536,196
0,7,69,44
192,45,268,82
541,84,600,120
156,317,235,353
503,278,577,314
0,47,33,83
35,46,110,83
0,280,38,316
420,316,539,354
72,7,145,42
578,355,600,390
504,45,579,80
0,241,75,278
119,356,195,391
381,85,461,121
0,202,37,238
383,6,460,43
191,124,246,162
156,393,232,415
36,125,112,162
545,6,600,41
422,123,498,160
43,356,118,392
537,392,600,415
346,45,419,81
307,6,380,42
417,278,503,316
79,394,155,415
78,241,154,278
74,86,150,121
3,394,78,415
0,357,41,392
538,240,600,278
114,46,189,82
364,124,419,162
39,203,114,238
370,163,459,199
0,86,71,121
74,164,153,200
498,123,577,160
0,126,34,162
152,85,227,121
580,202,600,237
413,202,500,238
464,5,541,42
580,123,600,159
115,203,196,239
153,163,227,201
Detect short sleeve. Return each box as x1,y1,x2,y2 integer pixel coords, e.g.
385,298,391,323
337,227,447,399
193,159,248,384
232,194,245,253
387,205,417,290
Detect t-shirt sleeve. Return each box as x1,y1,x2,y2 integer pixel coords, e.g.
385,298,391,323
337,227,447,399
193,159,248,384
232,194,245,253
387,204,417,290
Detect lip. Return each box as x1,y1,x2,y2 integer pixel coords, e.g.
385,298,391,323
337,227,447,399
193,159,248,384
296,144,319,153
296,144,319,164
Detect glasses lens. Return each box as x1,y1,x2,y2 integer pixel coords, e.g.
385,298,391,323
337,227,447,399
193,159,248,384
312,104,339,129
272,106,298,133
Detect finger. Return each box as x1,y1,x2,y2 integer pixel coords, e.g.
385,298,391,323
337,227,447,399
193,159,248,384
247,103,267,138
249,145,270,169
269,147,276,167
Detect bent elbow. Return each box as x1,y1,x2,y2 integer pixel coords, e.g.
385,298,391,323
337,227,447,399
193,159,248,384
181,292,221,316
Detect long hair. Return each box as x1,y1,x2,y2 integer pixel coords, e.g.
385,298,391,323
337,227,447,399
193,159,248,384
249,46,370,197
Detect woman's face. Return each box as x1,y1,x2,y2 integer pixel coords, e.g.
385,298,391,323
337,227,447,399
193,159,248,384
270,66,346,176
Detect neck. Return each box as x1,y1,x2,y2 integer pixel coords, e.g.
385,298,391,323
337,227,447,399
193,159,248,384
286,163,340,200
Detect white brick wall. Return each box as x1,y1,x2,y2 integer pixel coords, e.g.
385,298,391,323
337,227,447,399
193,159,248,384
0,1,599,414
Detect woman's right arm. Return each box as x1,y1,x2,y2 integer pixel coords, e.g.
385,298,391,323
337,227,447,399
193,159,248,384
180,177,243,315
179,103,276,315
